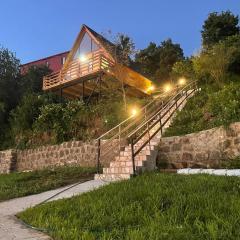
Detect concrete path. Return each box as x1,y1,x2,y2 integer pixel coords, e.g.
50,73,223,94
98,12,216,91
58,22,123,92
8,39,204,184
0,179,107,240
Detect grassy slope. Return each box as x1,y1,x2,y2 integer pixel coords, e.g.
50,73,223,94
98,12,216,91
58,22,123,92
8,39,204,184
164,81,240,137
19,173,240,240
0,166,96,201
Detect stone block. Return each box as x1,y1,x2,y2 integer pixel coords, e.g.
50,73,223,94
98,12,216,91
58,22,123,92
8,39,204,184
181,137,190,144
172,143,181,151
183,145,194,151
159,146,170,152
221,139,232,149
234,137,240,145
182,152,193,162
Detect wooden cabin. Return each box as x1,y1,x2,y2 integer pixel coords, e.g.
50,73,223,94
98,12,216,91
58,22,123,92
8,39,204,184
43,24,153,100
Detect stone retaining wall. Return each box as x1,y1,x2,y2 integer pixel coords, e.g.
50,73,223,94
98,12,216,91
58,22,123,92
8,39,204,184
0,140,103,173
0,150,17,174
158,122,240,168
16,141,98,172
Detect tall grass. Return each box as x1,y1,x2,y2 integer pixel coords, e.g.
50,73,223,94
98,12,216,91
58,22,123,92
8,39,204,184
19,173,240,239
0,166,96,201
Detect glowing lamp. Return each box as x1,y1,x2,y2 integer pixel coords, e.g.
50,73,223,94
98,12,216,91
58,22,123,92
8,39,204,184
79,55,87,62
178,77,186,86
164,84,172,93
131,108,138,117
147,85,155,93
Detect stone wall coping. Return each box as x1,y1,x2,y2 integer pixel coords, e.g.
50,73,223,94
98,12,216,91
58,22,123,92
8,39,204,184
162,122,240,141
177,168,240,176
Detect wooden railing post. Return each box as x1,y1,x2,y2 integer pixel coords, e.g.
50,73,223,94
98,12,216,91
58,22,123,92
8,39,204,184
99,54,102,70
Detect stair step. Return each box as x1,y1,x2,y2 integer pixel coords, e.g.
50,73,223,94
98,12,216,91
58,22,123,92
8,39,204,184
95,88,196,182
94,173,131,181
110,160,144,168
120,149,151,156
103,167,134,174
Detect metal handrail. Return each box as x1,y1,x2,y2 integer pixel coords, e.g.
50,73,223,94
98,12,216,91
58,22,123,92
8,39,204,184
96,80,198,173
129,82,198,175
128,81,196,140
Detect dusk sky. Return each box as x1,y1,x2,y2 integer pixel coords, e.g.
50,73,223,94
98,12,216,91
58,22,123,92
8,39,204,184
0,0,239,64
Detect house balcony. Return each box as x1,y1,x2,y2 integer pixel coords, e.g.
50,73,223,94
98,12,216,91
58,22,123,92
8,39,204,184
43,51,114,91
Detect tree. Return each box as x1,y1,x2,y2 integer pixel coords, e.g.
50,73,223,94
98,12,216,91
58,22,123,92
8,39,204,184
115,33,135,66
193,40,236,86
223,34,240,75
171,58,195,81
155,39,184,83
134,42,160,78
114,33,136,110
134,39,184,84
0,47,21,143
20,65,52,94
201,11,240,48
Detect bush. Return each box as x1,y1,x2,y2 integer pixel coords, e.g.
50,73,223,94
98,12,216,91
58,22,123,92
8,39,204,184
164,81,240,137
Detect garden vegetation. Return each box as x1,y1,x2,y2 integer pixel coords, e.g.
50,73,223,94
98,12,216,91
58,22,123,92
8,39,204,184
0,166,96,201
0,10,239,150
19,173,240,240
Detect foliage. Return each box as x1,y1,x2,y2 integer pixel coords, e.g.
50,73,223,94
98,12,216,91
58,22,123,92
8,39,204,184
8,93,55,149
164,81,240,137
115,33,136,65
20,65,52,94
19,173,240,240
171,58,195,81
135,39,184,84
193,38,237,86
221,156,240,169
0,47,21,143
0,166,96,201
201,11,240,48
31,97,137,146
155,39,184,82
134,42,161,78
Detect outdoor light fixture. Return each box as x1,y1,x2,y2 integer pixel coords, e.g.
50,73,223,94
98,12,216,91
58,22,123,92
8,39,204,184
131,108,138,117
164,84,172,93
79,54,87,62
178,77,186,86
147,85,155,93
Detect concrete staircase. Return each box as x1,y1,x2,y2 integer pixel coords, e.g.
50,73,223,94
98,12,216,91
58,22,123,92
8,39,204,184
95,89,195,181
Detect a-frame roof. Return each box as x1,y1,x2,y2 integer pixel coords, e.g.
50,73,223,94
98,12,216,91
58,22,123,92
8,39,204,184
62,24,119,71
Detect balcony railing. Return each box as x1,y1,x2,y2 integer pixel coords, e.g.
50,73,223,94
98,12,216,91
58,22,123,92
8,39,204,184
43,51,114,90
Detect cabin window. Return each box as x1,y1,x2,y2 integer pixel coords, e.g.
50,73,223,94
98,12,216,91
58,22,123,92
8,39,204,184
74,32,99,60
61,56,66,65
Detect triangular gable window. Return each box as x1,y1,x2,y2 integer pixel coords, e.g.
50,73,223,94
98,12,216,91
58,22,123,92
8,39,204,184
73,32,99,60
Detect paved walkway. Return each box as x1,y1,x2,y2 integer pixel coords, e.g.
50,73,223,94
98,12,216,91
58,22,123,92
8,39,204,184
0,179,107,240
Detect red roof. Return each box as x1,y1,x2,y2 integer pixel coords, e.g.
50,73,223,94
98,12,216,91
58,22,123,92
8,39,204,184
20,51,69,74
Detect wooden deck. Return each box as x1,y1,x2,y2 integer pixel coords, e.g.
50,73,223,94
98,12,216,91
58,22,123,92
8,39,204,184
43,50,114,91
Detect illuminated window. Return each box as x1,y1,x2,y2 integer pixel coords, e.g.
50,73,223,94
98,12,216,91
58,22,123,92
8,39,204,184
74,32,99,60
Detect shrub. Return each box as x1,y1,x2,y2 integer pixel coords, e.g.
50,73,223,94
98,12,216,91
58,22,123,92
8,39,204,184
164,81,240,137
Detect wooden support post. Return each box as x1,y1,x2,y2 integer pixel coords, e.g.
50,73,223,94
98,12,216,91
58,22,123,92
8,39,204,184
99,74,102,99
60,88,63,103
82,81,85,101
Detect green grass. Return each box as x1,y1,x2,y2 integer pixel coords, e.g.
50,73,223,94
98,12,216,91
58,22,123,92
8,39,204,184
221,156,240,169
19,173,240,240
0,166,96,201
